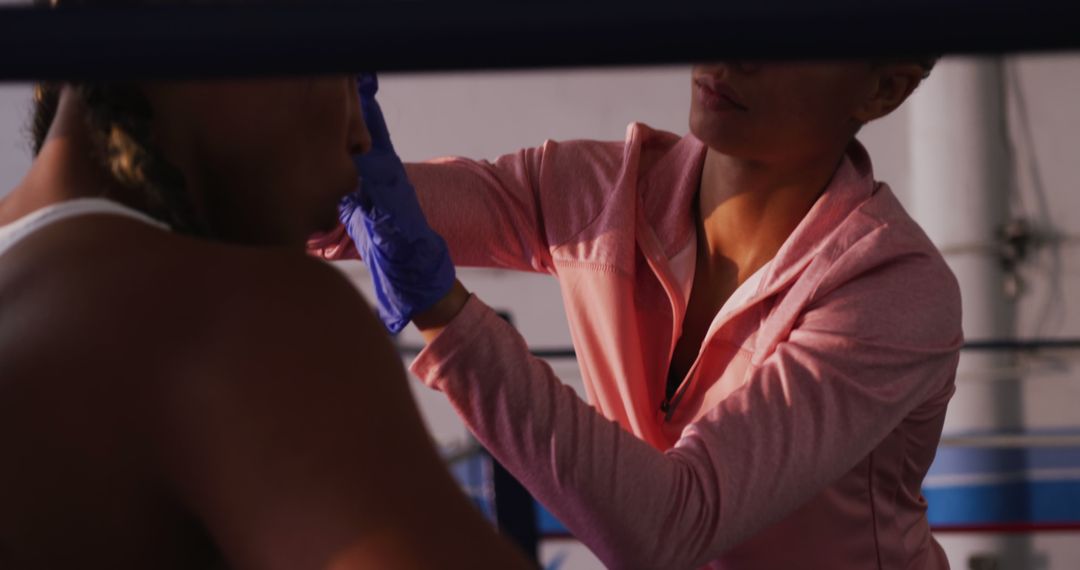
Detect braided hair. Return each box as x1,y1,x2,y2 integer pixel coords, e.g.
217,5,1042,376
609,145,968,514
30,1,208,235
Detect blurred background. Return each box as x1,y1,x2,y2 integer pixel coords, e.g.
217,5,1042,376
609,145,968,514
1,18,1077,569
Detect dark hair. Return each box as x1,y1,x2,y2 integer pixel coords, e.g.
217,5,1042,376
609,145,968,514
869,55,940,80
918,56,941,79
30,1,207,235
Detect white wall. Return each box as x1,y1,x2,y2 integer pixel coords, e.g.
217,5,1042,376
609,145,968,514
0,84,32,194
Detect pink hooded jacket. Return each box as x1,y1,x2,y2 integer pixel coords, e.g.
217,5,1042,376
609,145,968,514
311,123,962,569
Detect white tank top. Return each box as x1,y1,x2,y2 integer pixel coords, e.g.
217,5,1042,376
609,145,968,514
0,197,168,258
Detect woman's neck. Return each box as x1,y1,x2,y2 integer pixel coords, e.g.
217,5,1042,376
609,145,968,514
695,144,848,280
0,90,145,225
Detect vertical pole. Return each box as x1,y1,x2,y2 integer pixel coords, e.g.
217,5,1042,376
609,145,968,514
909,57,1029,567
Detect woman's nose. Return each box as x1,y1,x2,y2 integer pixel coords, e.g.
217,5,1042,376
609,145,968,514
350,119,373,156
698,60,762,78
731,61,762,74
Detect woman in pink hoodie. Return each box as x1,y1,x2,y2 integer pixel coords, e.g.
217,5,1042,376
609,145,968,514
313,62,962,569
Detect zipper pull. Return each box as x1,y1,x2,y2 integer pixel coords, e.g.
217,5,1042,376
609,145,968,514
659,398,676,422
661,367,682,421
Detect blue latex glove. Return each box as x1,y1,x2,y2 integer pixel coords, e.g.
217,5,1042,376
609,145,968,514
340,73,456,335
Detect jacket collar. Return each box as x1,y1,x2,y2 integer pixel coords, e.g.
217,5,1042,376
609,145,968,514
638,126,877,283
635,125,708,259
756,139,877,297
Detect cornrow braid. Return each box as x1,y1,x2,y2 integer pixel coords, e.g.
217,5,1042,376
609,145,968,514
29,80,208,235
30,83,61,157
29,0,207,236
74,82,208,235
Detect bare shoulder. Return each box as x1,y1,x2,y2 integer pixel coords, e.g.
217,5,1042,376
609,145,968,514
0,215,532,568
0,213,391,382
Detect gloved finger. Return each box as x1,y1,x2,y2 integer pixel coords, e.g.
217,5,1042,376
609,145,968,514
356,73,394,154
358,72,379,98
339,190,373,225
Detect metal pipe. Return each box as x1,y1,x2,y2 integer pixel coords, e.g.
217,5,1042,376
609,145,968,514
908,57,1032,564
396,339,1080,358
939,434,1080,448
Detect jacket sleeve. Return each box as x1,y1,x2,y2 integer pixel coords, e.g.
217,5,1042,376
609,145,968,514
308,140,623,274
408,232,962,568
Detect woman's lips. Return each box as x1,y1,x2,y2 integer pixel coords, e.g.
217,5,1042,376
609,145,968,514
694,78,748,112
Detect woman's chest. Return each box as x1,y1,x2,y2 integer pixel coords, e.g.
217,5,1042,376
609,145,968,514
661,300,769,433
666,261,742,386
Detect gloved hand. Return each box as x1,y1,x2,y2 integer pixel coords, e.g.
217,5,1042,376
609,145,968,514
340,73,456,335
